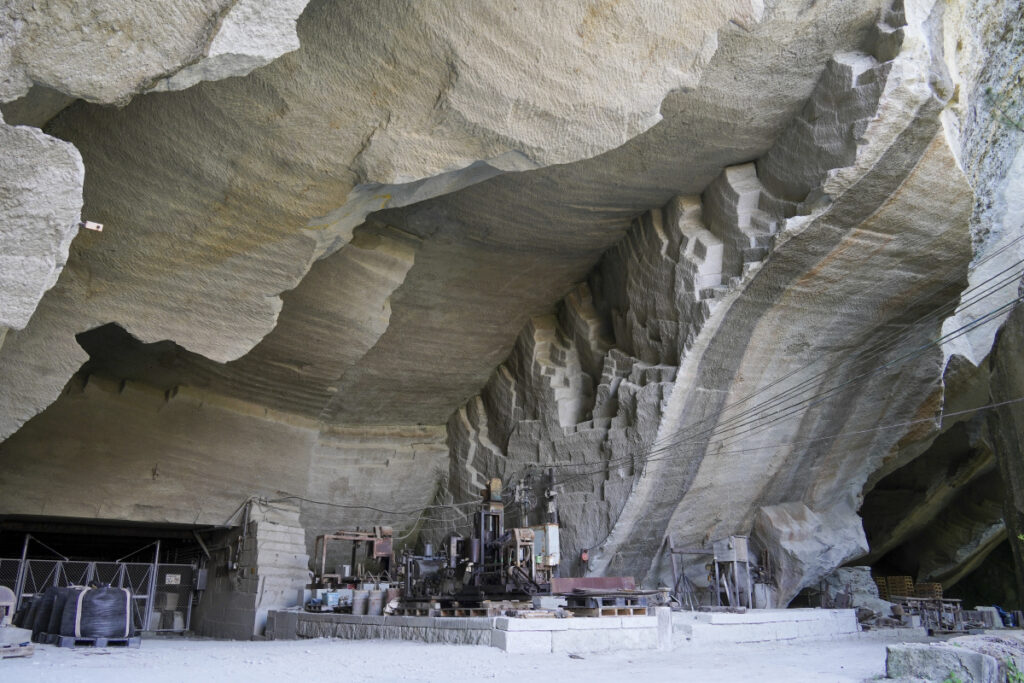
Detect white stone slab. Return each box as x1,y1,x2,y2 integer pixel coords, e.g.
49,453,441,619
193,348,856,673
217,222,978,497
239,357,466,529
619,616,658,629
551,627,658,653
565,617,623,630
707,608,847,625
494,616,570,631
491,629,552,653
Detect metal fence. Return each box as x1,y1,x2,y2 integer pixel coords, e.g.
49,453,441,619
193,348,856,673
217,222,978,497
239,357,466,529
0,558,195,632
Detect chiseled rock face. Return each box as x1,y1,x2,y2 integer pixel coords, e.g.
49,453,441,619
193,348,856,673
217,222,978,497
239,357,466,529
588,0,974,589
0,0,762,441
753,505,869,607
0,0,1022,608
820,566,894,617
0,0,310,105
940,0,1024,365
0,117,83,330
987,304,1024,602
149,0,312,95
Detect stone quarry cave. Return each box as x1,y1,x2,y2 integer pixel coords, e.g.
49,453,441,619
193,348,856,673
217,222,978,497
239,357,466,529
1,0,1024,667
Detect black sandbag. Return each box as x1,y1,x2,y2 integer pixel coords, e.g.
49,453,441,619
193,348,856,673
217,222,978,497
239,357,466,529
12,597,34,628
59,589,80,636
61,586,133,638
30,586,58,640
47,587,83,636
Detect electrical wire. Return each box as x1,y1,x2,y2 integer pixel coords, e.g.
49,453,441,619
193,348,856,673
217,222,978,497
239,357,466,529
521,291,1024,489
671,295,1024,453
259,240,1024,528
621,265,1024,463
646,256,1024,454
548,393,1024,489
263,494,481,523
632,242,1024,451
506,254,1024,488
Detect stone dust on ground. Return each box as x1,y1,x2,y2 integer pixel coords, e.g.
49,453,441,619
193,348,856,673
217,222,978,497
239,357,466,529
0,632,931,682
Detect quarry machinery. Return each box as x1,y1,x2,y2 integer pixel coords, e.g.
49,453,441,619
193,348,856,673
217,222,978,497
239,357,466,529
312,526,393,588
305,478,562,613
399,478,560,605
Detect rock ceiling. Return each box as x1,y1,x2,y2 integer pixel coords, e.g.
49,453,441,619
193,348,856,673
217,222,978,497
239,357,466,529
1,0,1023,599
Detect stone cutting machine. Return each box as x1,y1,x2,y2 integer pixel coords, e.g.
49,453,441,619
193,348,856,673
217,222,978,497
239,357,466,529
399,478,560,603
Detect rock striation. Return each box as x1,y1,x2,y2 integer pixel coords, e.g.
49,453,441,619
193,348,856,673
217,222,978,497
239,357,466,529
0,116,83,330
0,0,1022,613
0,0,765,441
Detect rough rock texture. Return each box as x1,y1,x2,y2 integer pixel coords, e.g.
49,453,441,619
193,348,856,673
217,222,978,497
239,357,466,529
0,116,83,329
754,505,870,607
593,1,973,595
0,0,1023,614
886,642,1001,683
939,0,1024,365
0,0,309,104
0,0,764,441
950,541,1020,614
149,0,311,94
988,304,1024,604
0,372,448,545
861,0,1024,599
861,416,996,564
887,633,1024,683
881,470,1008,588
820,566,895,617
0,0,314,332
191,501,309,639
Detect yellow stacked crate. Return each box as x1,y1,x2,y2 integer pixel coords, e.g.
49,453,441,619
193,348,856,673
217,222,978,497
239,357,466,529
915,582,943,600
886,575,915,599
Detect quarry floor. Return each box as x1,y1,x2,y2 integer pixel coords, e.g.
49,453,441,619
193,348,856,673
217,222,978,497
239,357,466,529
3,631,937,682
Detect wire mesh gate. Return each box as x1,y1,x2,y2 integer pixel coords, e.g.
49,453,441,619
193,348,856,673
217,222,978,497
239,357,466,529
0,558,195,633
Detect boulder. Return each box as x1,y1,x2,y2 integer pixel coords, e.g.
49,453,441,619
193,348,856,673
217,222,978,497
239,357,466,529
886,643,999,683
752,503,868,606
821,566,895,618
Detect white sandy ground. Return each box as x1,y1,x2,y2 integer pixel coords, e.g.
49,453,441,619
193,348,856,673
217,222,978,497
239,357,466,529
0,632,939,683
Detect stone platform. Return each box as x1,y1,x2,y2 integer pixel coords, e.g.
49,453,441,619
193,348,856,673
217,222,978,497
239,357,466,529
673,608,860,646
268,607,860,653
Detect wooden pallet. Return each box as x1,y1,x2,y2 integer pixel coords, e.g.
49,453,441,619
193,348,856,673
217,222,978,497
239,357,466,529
54,635,141,649
567,605,650,618
915,582,943,600
0,643,34,659
886,576,915,599
564,594,649,610
397,599,530,618
873,577,889,601
430,606,496,617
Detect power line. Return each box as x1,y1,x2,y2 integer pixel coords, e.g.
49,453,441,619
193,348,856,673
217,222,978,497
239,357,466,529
265,494,481,521
549,393,1024,489
680,294,1023,452
428,239,1024,520
646,256,1024,454
532,293,1023,488
510,253,1024,488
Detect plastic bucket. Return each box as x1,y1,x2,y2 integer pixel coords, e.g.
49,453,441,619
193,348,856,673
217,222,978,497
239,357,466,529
351,590,369,616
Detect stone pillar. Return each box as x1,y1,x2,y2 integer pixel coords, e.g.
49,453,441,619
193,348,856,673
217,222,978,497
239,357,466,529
191,500,309,639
